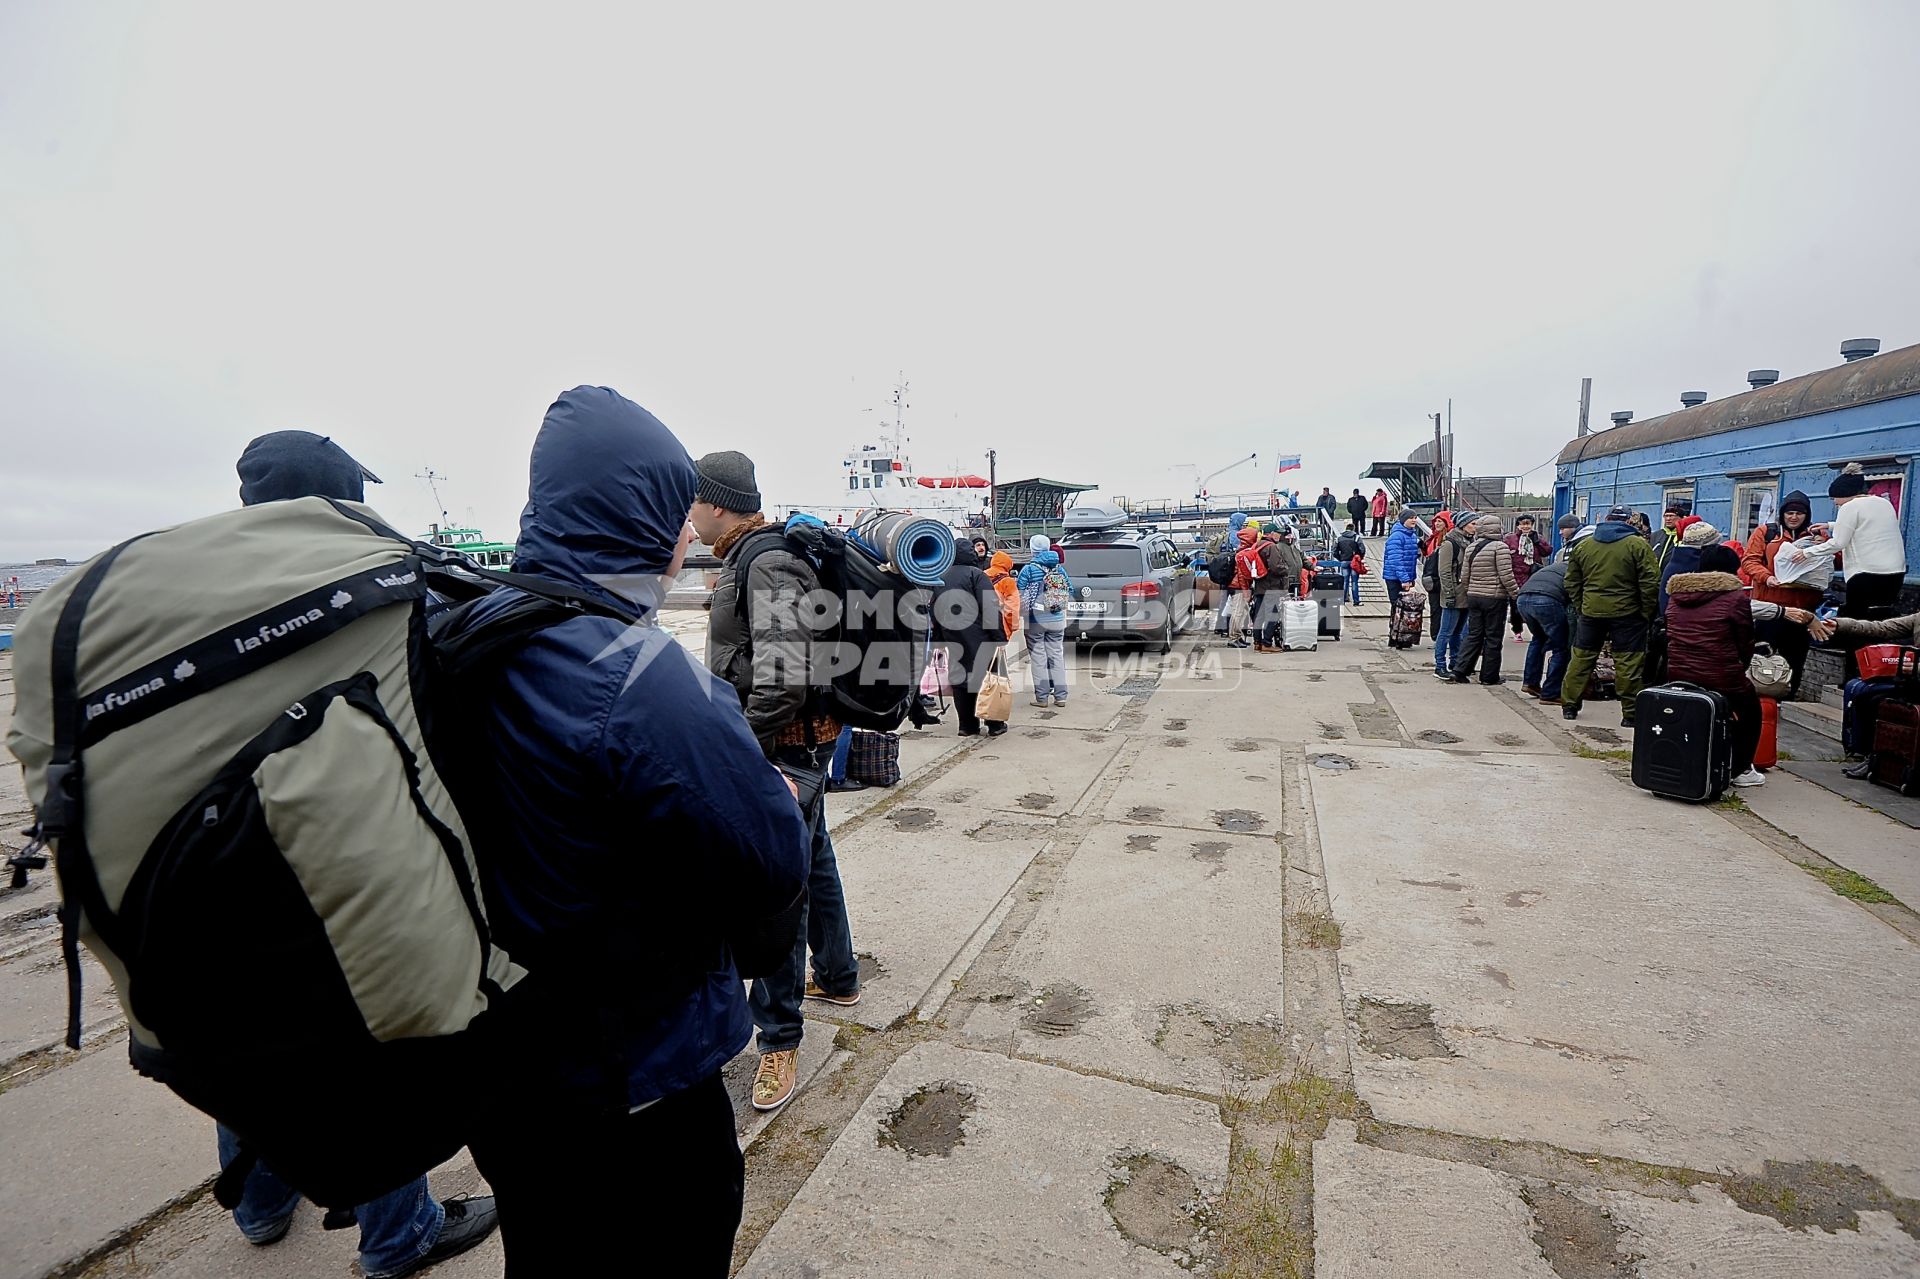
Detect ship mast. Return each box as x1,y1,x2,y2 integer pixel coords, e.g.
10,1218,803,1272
416,468,451,527
888,375,910,462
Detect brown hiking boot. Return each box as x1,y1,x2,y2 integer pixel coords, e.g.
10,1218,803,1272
752,1050,799,1111
804,977,860,1006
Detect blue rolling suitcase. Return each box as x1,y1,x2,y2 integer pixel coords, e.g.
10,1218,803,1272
1631,682,1731,803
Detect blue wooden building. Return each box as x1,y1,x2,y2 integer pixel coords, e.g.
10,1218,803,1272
1553,340,1919,595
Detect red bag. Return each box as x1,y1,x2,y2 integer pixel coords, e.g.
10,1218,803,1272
1351,555,1368,575
1856,644,1918,682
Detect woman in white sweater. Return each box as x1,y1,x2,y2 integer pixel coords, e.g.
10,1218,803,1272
1799,464,1909,616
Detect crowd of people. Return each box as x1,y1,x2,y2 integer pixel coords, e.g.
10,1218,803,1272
25,419,1914,1278
1373,464,1912,791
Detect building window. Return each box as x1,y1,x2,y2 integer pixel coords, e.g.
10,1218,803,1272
1661,484,1695,518
1730,479,1778,542
1865,470,1904,514
1574,492,1589,522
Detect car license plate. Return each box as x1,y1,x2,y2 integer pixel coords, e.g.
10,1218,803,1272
1067,602,1108,615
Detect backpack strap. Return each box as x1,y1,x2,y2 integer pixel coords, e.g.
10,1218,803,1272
40,537,152,1049
728,527,799,625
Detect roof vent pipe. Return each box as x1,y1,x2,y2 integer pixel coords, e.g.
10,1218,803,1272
1609,411,1633,427
1841,338,1880,362
1679,391,1708,408
1747,369,1779,389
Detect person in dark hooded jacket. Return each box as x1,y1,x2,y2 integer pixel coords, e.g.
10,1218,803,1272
934,537,1007,736
1664,545,1767,787
458,387,810,1275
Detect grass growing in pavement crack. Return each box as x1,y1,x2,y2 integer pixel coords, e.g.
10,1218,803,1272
1214,1063,1367,1278
1713,793,1749,812
1808,865,1898,904
1569,741,1632,763
1287,911,1342,949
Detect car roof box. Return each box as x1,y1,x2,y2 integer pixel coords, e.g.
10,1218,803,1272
1062,503,1129,532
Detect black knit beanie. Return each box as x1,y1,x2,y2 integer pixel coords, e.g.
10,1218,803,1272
1829,463,1867,499
1778,490,1812,519
694,450,761,512
1699,545,1740,574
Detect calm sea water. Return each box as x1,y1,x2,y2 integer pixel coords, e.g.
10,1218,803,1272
0,563,76,594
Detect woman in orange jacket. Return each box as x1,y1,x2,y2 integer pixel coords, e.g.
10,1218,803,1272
987,550,1021,640
1738,489,1820,693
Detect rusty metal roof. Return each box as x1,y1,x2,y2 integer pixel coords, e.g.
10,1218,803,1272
1556,341,1920,466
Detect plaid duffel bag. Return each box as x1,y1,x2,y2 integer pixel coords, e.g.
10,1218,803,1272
846,729,901,787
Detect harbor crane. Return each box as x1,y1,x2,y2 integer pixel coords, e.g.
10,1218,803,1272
1170,452,1260,504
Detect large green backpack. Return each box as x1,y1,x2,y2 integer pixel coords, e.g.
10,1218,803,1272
5,497,616,1207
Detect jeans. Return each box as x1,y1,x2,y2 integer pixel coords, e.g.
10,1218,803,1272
216,1125,442,1278
1433,606,1467,672
1451,597,1509,681
471,1072,741,1278
1344,568,1362,605
1026,625,1068,702
751,751,858,1055
1520,591,1566,691
1516,597,1570,698
828,726,852,784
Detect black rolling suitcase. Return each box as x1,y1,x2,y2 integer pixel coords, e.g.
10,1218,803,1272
1630,682,1731,802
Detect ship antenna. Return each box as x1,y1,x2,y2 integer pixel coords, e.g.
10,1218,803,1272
416,468,450,525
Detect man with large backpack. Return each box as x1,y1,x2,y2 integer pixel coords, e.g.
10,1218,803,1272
218,431,498,1277
456,393,811,1273
694,449,863,1115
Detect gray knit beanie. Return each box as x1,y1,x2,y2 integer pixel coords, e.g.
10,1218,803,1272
694,450,761,512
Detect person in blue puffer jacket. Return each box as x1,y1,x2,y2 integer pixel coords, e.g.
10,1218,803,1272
455,386,810,1275
1017,540,1074,707
1381,510,1422,611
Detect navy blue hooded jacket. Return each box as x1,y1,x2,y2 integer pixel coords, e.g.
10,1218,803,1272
462,386,809,1109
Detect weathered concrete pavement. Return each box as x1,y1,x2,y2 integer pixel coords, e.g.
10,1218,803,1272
4,601,1920,1276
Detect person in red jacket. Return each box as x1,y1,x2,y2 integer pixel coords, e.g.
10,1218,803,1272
1664,544,1765,788
1225,526,1262,648
1738,490,1820,694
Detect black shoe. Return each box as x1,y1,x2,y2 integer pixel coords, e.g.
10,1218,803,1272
826,777,868,793
1620,716,1637,729
958,725,980,737
369,1197,499,1279
986,722,1009,737
1450,673,1472,684
1843,760,1872,780
1562,704,1580,720
245,1213,296,1247
1479,676,1504,686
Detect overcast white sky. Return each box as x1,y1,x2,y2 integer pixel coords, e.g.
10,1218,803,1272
4,1,1917,558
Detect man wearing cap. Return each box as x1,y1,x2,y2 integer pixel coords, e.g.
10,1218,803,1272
224,431,500,1278
1558,505,1661,726
693,450,862,1115
235,429,385,505
1653,498,1691,571
1798,464,1909,617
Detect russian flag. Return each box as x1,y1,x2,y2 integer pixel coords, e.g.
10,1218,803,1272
1274,454,1302,475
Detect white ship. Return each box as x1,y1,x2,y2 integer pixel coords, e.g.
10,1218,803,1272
777,380,992,531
